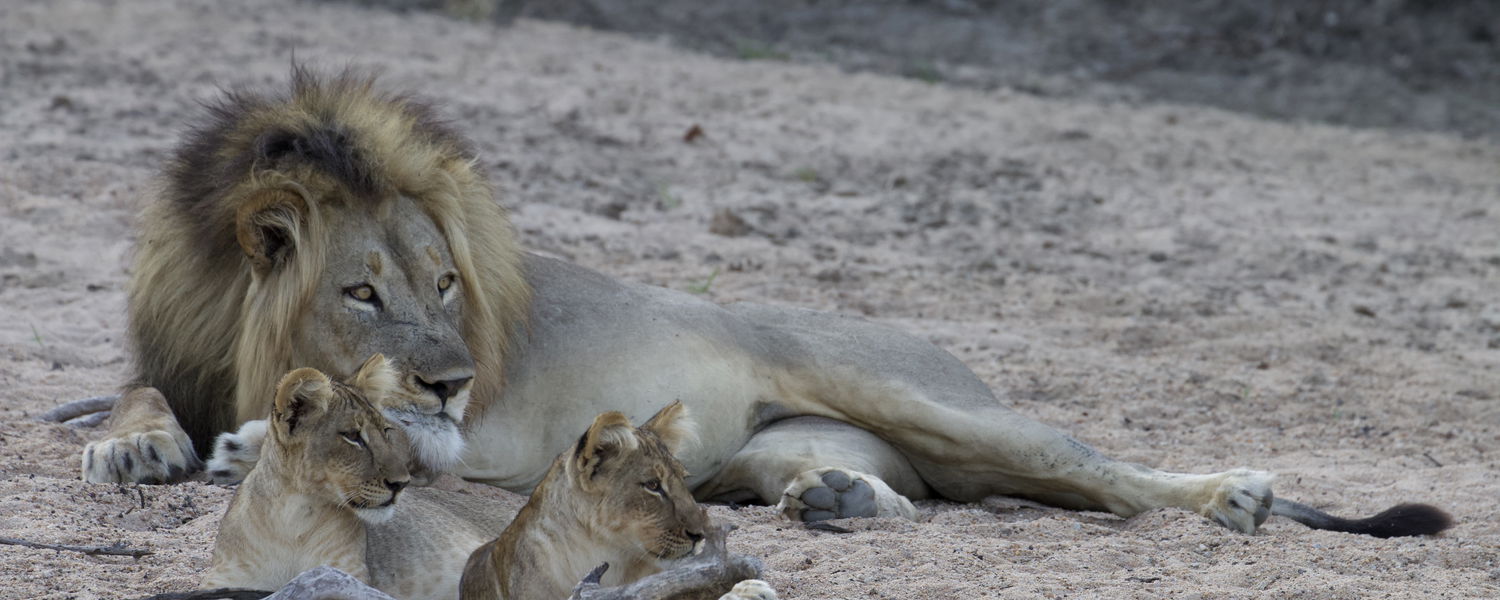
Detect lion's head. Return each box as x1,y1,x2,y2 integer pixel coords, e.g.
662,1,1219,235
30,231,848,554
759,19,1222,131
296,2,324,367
128,67,529,475
565,401,709,561
266,354,411,524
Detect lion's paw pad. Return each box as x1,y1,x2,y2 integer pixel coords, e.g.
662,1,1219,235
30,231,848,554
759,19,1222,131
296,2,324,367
1203,468,1274,534
205,420,267,485
800,471,877,520
719,579,777,600
778,467,916,522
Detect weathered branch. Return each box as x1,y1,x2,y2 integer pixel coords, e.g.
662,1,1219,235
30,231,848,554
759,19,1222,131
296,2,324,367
0,535,152,558
138,589,269,600
134,567,396,600
568,524,763,600
37,395,118,423
262,567,398,600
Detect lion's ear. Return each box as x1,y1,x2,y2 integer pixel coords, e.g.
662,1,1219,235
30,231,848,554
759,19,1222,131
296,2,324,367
348,353,396,407
571,411,637,484
273,367,333,436
642,400,696,457
235,188,307,276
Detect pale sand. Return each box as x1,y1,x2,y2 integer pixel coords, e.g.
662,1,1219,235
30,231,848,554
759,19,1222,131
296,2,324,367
1,1,1497,598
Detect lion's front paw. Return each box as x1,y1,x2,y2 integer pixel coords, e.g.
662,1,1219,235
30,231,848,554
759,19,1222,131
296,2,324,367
206,420,268,485
777,467,917,522
82,429,200,484
1200,468,1274,533
719,579,777,600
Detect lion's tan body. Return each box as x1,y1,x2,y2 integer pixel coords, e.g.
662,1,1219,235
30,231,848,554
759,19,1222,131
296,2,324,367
459,402,707,600
85,69,1449,541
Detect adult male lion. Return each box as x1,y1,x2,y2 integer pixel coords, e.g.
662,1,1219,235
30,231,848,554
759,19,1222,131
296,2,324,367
81,69,1448,537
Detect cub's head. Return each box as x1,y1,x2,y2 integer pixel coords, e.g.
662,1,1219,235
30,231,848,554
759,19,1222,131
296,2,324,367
566,401,708,561
268,354,412,523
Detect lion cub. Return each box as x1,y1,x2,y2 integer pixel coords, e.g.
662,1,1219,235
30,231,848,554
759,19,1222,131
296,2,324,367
460,402,771,600
202,364,770,599
202,354,410,589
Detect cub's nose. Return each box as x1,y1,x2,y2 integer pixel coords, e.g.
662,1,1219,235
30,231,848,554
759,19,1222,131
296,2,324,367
685,530,704,544
385,478,409,495
413,374,473,405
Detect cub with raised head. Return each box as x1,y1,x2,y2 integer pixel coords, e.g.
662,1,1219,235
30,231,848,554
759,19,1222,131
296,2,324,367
202,354,410,589
459,401,772,600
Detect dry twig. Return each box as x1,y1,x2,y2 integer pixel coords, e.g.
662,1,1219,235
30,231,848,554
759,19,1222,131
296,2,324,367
0,535,152,558
138,590,269,600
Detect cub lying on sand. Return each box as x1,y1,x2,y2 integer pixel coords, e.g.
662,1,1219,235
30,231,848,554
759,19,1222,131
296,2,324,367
204,358,771,599
459,401,772,600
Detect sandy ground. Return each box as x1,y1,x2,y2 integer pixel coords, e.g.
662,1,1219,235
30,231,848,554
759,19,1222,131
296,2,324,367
3,0,1499,598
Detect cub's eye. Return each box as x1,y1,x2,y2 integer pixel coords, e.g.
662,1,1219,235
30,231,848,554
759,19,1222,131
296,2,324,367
437,273,456,293
345,285,378,303
340,431,365,446
642,479,662,493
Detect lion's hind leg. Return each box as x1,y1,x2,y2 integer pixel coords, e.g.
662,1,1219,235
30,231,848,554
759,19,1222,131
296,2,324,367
81,387,202,484
697,416,928,522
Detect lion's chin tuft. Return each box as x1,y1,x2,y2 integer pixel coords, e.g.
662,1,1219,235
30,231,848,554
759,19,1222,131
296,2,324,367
384,408,466,474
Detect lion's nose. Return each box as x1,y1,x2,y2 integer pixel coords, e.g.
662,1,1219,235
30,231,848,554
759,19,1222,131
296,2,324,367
385,478,408,494
685,530,704,544
414,375,472,405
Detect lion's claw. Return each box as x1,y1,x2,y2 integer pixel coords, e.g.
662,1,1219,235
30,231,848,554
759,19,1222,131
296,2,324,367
82,430,200,484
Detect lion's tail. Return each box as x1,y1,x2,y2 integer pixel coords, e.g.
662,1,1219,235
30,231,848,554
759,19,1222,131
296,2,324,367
1270,498,1451,538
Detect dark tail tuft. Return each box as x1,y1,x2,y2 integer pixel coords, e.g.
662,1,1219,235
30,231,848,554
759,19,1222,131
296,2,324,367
1272,499,1452,538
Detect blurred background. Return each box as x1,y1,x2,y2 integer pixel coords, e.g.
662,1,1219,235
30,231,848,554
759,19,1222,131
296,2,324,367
351,0,1500,139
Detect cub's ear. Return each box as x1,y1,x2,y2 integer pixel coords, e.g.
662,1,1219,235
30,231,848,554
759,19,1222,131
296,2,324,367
571,411,637,485
641,400,696,456
348,353,397,407
273,367,333,435
235,187,308,276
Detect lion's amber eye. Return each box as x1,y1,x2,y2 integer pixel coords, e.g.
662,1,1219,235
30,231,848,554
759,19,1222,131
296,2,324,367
643,479,662,493
437,274,455,293
346,285,376,303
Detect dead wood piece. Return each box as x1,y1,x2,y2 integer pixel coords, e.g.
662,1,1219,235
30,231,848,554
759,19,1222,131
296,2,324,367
568,524,763,600
136,567,397,600
138,589,270,600
0,535,152,558
37,395,119,423
263,566,399,600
